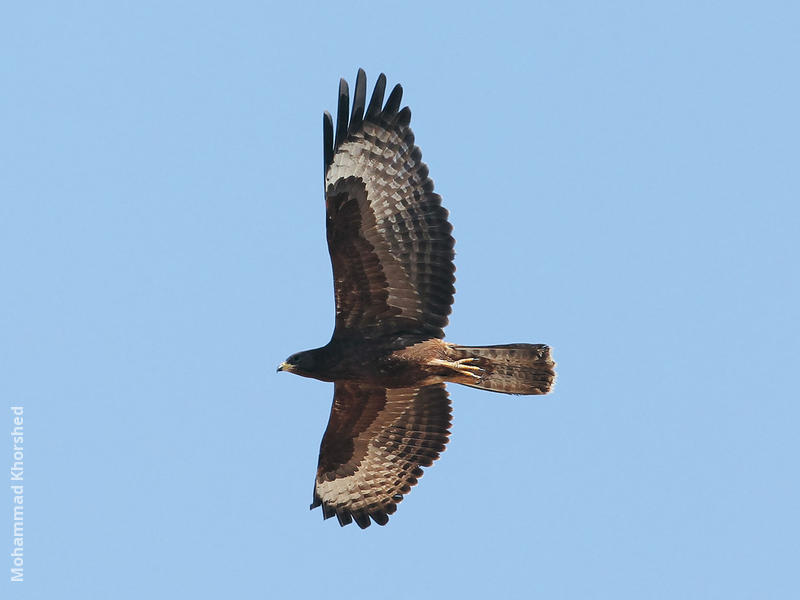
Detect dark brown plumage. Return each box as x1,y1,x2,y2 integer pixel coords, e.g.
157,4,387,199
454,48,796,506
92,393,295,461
278,70,556,529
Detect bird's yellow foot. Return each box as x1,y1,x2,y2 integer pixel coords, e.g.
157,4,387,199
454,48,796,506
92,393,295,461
429,357,484,380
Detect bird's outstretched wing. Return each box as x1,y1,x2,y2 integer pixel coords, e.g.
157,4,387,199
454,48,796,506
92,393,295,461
323,69,455,341
311,382,451,528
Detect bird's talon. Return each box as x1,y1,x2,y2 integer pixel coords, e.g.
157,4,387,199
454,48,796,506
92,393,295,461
451,358,484,379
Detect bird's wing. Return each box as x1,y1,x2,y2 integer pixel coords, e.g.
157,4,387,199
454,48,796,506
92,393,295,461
323,69,455,341
311,382,451,528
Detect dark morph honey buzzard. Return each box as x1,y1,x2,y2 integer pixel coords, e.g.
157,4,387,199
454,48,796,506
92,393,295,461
279,70,556,528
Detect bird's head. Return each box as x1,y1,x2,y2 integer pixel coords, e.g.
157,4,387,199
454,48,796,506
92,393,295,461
277,350,318,376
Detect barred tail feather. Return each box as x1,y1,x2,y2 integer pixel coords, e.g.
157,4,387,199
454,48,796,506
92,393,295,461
452,344,556,395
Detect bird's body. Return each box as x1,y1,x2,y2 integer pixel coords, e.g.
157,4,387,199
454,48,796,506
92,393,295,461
279,70,556,528
286,337,553,390
285,336,452,386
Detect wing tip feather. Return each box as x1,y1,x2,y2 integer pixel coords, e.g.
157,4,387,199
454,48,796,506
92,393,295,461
348,68,367,135
396,106,411,127
365,72,387,121
334,78,349,147
382,83,403,118
323,111,334,169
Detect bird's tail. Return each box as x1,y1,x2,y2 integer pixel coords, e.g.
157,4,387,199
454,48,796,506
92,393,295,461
451,343,556,395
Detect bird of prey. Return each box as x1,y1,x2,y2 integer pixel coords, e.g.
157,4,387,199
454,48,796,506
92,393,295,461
278,70,556,529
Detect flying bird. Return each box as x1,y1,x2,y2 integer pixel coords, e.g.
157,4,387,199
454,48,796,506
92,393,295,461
278,70,556,528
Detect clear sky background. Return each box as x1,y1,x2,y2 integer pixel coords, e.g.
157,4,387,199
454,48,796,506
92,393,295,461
3,2,799,599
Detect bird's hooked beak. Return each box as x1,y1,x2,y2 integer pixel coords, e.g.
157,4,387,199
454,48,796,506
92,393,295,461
277,361,291,373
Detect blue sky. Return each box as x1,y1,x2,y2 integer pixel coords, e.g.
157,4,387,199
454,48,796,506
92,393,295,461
3,2,799,598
